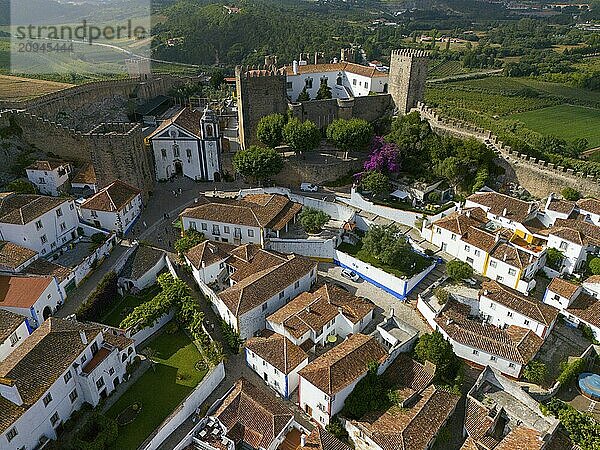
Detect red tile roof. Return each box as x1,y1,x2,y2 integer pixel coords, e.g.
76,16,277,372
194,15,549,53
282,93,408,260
467,192,537,223
0,241,37,271
577,197,600,216
547,277,580,299
0,275,53,308
245,332,307,375
72,163,96,185
0,193,71,225
80,179,141,212
283,61,388,78
0,310,27,343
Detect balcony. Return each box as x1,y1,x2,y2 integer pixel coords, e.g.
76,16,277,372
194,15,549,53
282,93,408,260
81,345,113,376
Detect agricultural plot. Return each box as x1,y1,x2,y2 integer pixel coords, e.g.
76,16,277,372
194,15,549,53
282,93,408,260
0,74,73,101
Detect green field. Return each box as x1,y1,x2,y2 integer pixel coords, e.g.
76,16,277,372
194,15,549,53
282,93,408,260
509,105,600,148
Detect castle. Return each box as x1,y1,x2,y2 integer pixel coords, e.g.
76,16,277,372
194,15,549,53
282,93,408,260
235,48,429,149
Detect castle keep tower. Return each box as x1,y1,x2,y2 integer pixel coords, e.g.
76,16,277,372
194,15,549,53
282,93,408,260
235,66,288,149
388,49,429,114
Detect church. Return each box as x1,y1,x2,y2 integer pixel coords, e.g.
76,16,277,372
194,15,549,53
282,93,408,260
148,106,222,181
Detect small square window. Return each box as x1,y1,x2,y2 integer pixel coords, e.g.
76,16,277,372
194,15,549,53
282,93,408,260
9,333,18,346
509,362,515,368
490,260,497,268
451,234,457,241
496,275,504,282
524,319,530,325
201,223,207,231
464,245,470,252
224,226,230,234
294,280,300,289
262,303,268,311
6,427,18,442
96,377,105,390
474,249,481,256
69,389,78,403
507,311,513,317
40,235,48,244
43,393,53,407
472,349,479,355
559,241,568,250
35,220,43,230
64,370,72,384
50,412,60,427
508,268,517,276
248,229,255,237
490,302,496,309
56,208,62,217
490,356,497,361
279,291,284,299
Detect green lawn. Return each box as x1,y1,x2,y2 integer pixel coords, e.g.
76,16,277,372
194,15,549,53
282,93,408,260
509,105,600,149
105,327,206,450
101,285,161,328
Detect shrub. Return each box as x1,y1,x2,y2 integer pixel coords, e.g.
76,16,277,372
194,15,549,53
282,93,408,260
542,399,600,450
76,272,118,321
6,179,36,194
175,229,205,257
580,324,599,344
70,413,118,450
326,415,350,443
298,207,330,233
557,358,586,385
359,171,390,198
589,257,600,275
414,331,461,384
219,319,243,354
445,260,474,281
434,287,449,304
546,248,564,271
523,360,548,385
342,362,389,419
561,187,581,201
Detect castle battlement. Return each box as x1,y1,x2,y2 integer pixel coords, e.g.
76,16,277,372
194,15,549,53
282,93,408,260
235,65,284,78
391,48,429,58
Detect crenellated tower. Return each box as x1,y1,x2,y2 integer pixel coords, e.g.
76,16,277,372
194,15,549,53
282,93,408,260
388,49,429,114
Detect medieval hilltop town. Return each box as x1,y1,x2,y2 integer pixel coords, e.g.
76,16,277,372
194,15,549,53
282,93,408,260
0,34,599,450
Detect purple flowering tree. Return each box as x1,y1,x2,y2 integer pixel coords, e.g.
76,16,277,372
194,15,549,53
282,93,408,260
363,136,401,174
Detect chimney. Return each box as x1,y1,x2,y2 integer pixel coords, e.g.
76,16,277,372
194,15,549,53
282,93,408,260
495,233,500,242
338,307,343,315
529,254,533,263
292,60,299,75
390,308,395,318
306,306,311,314
80,330,88,345
483,289,488,296
465,210,471,218
503,253,507,262
300,434,306,447
502,207,507,217
528,203,533,214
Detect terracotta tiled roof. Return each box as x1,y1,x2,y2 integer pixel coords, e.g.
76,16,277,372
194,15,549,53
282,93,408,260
266,284,374,339
245,332,307,374
459,437,480,450
80,179,141,212
0,194,71,225
0,318,105,433
352,385,460,450
382,354,436,400
461,226,498,252
219,253,317,317
467,192,537,223
495,426,544,450
0,241,37,271
181,194,301,231
435,300,543,364
283,61,388,78
547,218,600,246
227,245,286,283
72,163,96,185
299,334,387,395
464,398,501,449
547,277,580,299
0,309,27,343
299,427,351,450
24,258,71,282
566,292,600,329
120,245,165,281
0,275,53,308
584,275,600,285
546,198,575,215
523,217,547,235
185,240,235,270
489,242,537,269
481,281,559,325
432,208,487,236
214,377,294,449
26,159,68,171
577,197,600,215
147,107,203,139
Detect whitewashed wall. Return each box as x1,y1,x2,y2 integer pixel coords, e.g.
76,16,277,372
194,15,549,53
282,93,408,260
267,237,339,260
127,311,175,345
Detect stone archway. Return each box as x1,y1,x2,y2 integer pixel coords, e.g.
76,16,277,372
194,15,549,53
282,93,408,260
42,306,52,321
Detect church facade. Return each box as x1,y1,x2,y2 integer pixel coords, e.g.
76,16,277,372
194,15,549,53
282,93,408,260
148,107,222,182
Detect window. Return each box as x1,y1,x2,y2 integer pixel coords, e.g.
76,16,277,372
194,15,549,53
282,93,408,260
64,370,72,384
69,389,78,403
524,319,530,325
507,311,513,317
91,210,98,218
472,349,479,355
559,241,568,250
464,245,470,252
40,235,48,244
60,222,66,231
224,226,230,234
496,275,504,282
6,427,17,442
9,332,18,346
553,294,560,301
490,356,497,361
161,148,167,159
43,392,53,407
467,257,474,264
436,227,441,234
56,208,62,217
212,224,220,235
248,229,255,237
186,148,192,158
474,249,481,256
451,234,457,241
91,341,99,355
490,302,496,310
490,260,497,268
189,221,197,231
352,79,357,86
50,412,60,427
109,367,115,376
508,268,517,276
96,377,105,390
294,280,300,289
173,144,180,157
336,76,343,85
365,82,369,90
70,204,74,210
262,303,268,311
279,291,284,299
286,81,292,90
81,354,87,364
201,223,207,231
35,220,43,230
508,362,515,368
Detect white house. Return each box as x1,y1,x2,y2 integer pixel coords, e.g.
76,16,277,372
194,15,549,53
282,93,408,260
78,180,143,235
180,193,302,246
0,318,136,450
0,193,79,256
192,377,297,450
543,218,600,274
26,160,71,197
0,241,38,273
118,245,166,293
298,333,388,426
479,280,558,339
417,295,543,378
485,242,543,294
283,60,389,101
70,163,97,197
577,197,600,227
544,276,600,342
540,194,575,227
147,106,222,181
266,283,374,349
215,247,318,339
0,310,30,362
245,331,308,399
185,240,234,286
0,274,64,329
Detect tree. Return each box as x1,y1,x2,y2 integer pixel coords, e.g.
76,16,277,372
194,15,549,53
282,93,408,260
298,207,330,233
363,136,401,174
175,229,205,257
359,171,390,198
282,118,321,154
414,331,460,383
6,179,35,194
210,68,225,89
557,358,586,385
589,257,600,275
232,146,283,183
561,187,581,201
342,362,388,419
256,113,286,148
523,360,548,385
315,79,332,100
445,260,473,281
297,86,310,102
326,118,374,154
546,247,564,271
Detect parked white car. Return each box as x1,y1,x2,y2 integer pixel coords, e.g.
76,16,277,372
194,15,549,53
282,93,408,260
341,268,360,282
300,183,318,192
